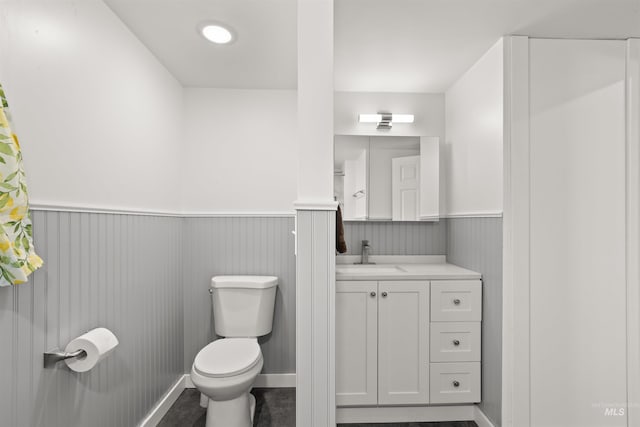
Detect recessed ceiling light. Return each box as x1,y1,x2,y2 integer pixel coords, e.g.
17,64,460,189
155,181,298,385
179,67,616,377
200,23,234,44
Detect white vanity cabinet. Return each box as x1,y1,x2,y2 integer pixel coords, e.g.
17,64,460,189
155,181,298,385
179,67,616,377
336,280,429,406
335,262,482,422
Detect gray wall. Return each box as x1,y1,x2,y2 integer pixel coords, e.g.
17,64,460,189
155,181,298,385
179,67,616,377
0,211,184,427
182,217,296,374
342,220,447,255
0,212,501,426
447,217,502,427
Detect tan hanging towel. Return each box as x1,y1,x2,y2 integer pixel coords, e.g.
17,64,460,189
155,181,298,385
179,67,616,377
0,84,43,286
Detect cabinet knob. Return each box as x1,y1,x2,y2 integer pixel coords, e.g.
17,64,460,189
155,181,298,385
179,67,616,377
453,298,461,305
370,291,376,297
208,289,213,294
381,292,388,297
453,339,460,346
453,380,460,387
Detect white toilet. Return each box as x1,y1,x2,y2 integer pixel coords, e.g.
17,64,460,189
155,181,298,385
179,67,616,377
191,275,278,427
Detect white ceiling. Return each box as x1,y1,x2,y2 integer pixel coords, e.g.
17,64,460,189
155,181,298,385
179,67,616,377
104,0,298,89
106,0,640,92
335,0,640,92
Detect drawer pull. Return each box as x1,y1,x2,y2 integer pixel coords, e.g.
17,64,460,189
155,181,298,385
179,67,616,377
370,291,376,297
453,380,460,387
453,298,461,305
382,291,388,297
453,339,460,346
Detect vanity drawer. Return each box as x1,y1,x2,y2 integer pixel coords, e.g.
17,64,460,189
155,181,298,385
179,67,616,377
430,322,481,362
430,280,482,321
429,362,481,404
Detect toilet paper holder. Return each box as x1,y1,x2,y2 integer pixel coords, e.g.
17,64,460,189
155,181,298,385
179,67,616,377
43,348,87,369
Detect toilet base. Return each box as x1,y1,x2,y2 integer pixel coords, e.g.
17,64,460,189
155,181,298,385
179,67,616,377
204,392,256,427
249,393,256,422
200,392,208,408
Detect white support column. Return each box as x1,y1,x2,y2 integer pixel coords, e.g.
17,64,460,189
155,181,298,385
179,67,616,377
502,35,530,427
626,37,640,426
296,1,336,426
295,207,336,427
297,0,334,202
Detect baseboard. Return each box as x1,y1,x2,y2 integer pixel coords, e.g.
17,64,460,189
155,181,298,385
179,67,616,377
336,405,475,424
336,404,498,425
183,373,296,389
138,375,187,427
474,406,498,427
140,374,489,427
185,374,195,389
254,373,296,388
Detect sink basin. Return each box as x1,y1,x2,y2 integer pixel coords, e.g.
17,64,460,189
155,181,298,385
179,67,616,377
336,265,406,274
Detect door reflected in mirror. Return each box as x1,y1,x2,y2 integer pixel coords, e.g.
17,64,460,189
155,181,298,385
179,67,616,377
334,135,440,221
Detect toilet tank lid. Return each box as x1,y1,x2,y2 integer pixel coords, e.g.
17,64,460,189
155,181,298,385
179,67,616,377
210,275,278,289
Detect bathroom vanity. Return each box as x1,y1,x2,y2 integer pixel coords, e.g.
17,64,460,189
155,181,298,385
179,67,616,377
335,256,482,423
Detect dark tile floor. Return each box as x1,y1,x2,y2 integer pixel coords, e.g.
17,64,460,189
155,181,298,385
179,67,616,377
158,388,295,427
158,388,478,427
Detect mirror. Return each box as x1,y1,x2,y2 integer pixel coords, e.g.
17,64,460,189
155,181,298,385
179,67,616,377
334,135,440,221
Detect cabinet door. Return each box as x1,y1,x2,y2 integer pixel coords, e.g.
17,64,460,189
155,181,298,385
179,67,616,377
378,281,429,405
419,136,439,220
336,281,378,406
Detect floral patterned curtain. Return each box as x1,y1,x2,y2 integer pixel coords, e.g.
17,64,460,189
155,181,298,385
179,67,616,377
0,84,43,286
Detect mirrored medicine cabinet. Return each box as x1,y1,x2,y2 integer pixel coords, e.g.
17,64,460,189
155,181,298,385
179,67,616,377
334,135,440,221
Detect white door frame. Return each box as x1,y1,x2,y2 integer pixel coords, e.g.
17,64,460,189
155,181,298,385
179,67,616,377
625,38,640,426
502,35,531,427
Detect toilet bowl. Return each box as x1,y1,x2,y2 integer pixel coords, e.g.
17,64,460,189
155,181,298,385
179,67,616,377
191,338,263,427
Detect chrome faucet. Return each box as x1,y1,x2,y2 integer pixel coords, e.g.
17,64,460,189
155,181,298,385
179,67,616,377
357,240,375,265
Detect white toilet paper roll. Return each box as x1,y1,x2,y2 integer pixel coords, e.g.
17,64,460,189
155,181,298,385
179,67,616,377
64,327,119,372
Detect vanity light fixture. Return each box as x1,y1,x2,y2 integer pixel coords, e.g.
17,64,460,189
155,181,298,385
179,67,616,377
200,23,235,44
358,113,414,130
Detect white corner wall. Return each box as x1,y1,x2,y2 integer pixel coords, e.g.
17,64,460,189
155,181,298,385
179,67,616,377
445,39,503,217
182,88,297,213
0,1,183,213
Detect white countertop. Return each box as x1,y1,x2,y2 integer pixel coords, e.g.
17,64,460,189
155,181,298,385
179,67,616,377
335,255,481,281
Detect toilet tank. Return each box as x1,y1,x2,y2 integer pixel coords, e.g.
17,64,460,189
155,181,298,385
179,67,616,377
210,276,278,337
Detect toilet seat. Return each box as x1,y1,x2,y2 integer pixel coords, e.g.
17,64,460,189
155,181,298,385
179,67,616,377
194,338,261,378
